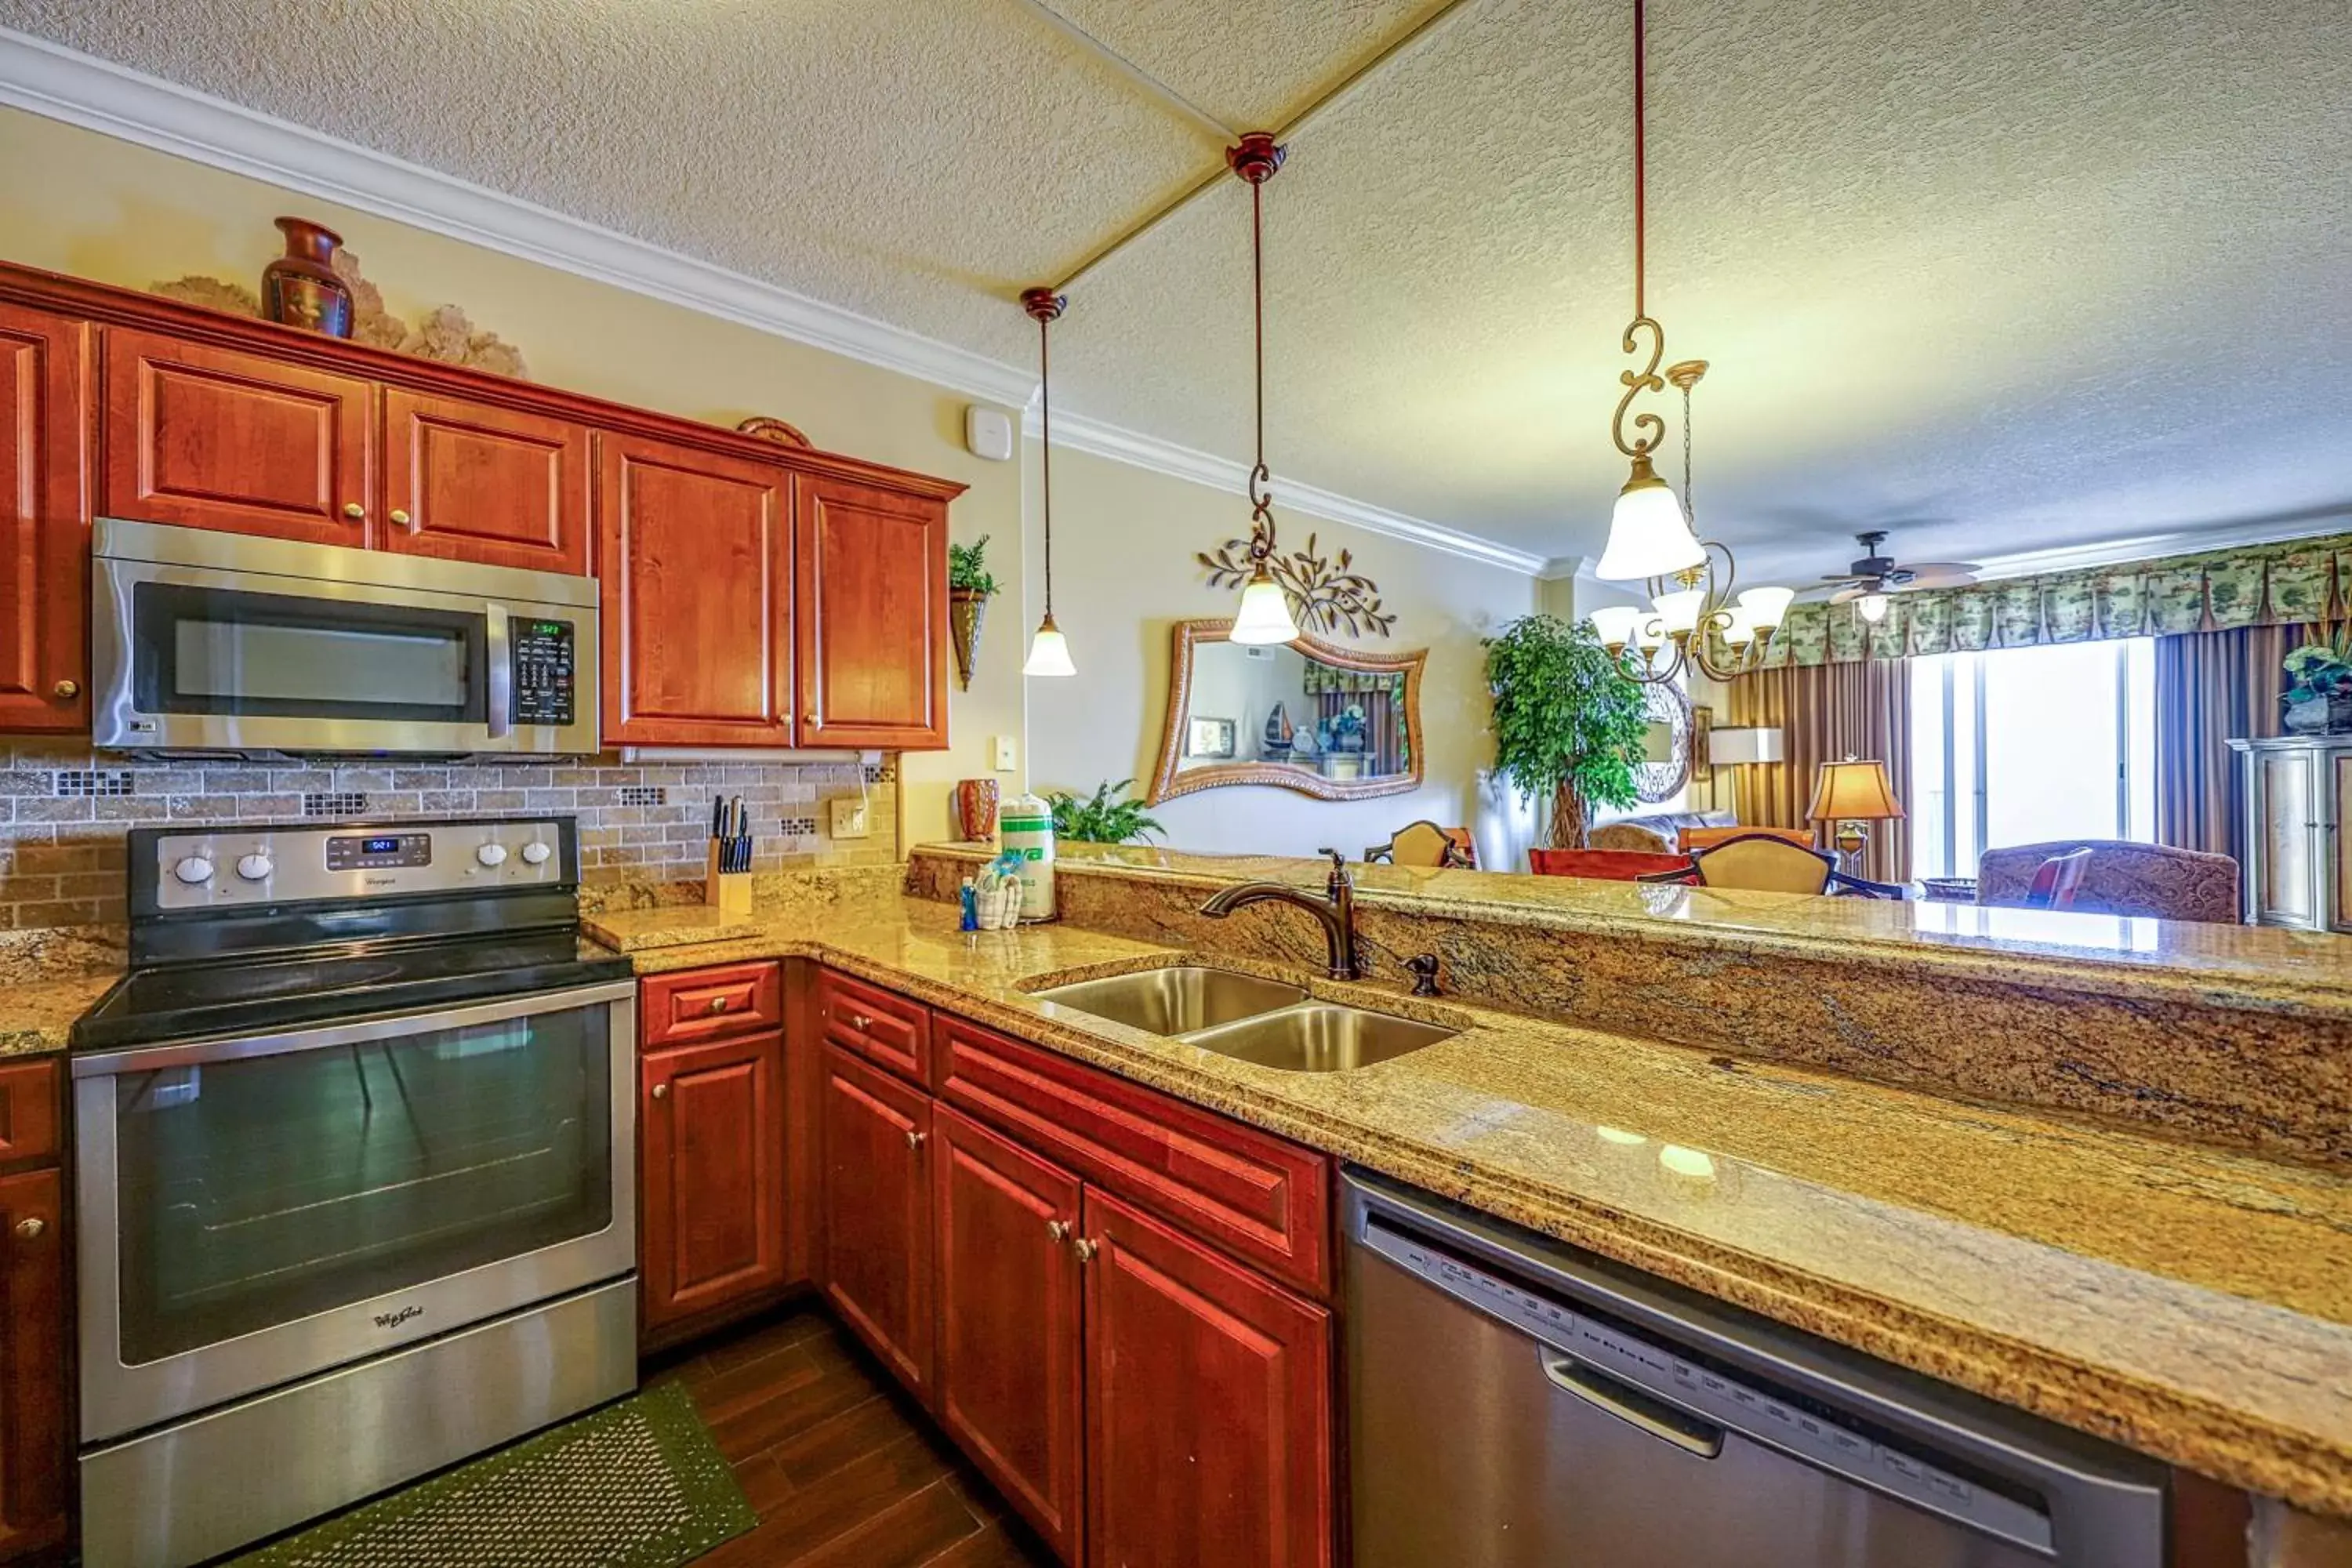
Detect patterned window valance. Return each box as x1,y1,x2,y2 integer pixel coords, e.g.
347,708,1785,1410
1759,532,2352,667
1300,665,1408,699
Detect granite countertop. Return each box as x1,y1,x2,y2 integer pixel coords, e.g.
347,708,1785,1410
589,895,2352,1520
913,840,2352,1011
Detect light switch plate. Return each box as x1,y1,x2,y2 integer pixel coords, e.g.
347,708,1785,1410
992,735,1018,771
829,799,871,839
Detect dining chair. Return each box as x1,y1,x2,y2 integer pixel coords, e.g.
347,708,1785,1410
1364,821,1476,869
1974,840,2237,920
1638,833,1907,898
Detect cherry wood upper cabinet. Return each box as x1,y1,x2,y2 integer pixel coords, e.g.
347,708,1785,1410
0,1167,67,1561
818,1043,935,1399
0,305,89,733
598,434,795,746
1083,1187,1334,1568
382,389,590,574
933,1105,1085,1564
102,329,374,546
639,1030,788,1334
794,472,949,750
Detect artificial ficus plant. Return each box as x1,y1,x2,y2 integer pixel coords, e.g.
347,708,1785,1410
1483,614,1650,848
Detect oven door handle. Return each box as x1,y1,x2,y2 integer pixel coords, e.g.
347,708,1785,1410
71,979,637,1078
485,603,514,739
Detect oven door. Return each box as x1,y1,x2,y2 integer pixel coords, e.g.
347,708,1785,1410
73,982,636,1443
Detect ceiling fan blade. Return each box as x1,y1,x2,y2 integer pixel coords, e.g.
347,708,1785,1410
1819,573,1873,585
1829,586,1871,604
1899,561,1981,576
1896,567,1980,590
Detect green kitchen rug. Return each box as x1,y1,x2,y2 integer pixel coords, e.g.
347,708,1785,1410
235,1382,755,1567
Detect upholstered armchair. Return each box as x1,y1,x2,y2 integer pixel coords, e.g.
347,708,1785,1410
1974,840,2241,923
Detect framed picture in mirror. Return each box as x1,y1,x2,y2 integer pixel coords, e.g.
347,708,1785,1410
1149,619,1428,804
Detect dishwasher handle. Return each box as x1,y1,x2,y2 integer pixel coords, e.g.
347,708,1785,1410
1543,1350,1725,1458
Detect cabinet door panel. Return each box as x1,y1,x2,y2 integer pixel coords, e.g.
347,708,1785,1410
795,474,948,750
934,1105,1083,1563
1083,1188,1334,1568
383,389,590,573
0,1169,66,1559
0,306,88,732
101,329,372,545
2256,749,2321,928
818,1043,934,1397
599,435,794,746
641,1031,786,1331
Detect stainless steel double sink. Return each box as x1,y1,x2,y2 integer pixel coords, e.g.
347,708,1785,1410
1031,965,1457,1073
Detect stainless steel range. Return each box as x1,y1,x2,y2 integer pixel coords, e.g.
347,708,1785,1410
71,816,638,1568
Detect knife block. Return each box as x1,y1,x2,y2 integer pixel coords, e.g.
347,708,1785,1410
705,842,753,916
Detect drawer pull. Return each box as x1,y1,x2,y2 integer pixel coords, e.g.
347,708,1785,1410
905,1128,927,1149
851,1012,874,1030
650,1083,669,1100
13,1218,42,1241
707,996,730,1014
1047,1219,1072,1244
1073,1238,1099,1264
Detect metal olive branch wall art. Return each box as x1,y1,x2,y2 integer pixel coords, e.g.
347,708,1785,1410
1199,523,1397,638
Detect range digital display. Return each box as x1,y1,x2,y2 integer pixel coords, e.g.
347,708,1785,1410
325,832,434,871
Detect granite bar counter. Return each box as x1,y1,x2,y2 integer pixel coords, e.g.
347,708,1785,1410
586,891,2352,1523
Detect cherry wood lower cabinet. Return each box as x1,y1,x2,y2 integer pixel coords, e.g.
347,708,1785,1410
818,1044,936,1396
933,1105,1086,1563
640,1029,789,1335
0,305,89,733
0,1064,67,1563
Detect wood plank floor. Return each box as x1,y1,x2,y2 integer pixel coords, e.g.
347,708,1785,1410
649,1306,1055,1568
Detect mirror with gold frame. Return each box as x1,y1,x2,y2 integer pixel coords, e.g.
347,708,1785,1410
1148,619,1428,804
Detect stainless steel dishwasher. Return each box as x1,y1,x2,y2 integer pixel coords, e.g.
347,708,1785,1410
1344,1171,2169,1568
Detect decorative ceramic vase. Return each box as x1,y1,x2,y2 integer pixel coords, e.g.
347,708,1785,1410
953,778,1000,843
261,217,354,338
949,590,989,691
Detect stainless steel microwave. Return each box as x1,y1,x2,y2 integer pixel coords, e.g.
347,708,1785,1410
92,519,600,757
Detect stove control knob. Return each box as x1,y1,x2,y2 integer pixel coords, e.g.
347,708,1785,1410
172,856,215,885
521,842,553,866
234,854,274,882
476,843,510,868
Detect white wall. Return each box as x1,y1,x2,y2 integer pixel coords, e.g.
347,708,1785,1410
1025,445,1537,861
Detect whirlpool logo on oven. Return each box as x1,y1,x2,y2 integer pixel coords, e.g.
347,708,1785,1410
373,1305,423,1330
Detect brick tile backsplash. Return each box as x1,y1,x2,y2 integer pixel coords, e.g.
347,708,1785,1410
0,742,897,930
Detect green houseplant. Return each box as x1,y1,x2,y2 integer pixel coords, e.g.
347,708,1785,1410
946,535,997,691
2282,630,2352,734
1046,779,1165,844
1483,614,1650,848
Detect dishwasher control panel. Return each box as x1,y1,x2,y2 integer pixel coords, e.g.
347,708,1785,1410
1362,1214,2056,1558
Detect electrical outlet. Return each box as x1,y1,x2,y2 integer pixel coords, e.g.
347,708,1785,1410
992,735,1018,772
829,799,871,840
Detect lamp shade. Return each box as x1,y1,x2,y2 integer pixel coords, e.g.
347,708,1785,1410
1230,565,1300,645
1735,585,1795,630
1856,591,1890,625
1806,757,1904,822
1708,725,1782,766
1022,615,1076,677
1588,604,1643,649
1594,456,1705,581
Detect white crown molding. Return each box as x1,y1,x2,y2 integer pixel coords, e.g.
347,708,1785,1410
0,27,1036,406
0,28,1551,578
1962,514,2352,582
1029,405,1549,575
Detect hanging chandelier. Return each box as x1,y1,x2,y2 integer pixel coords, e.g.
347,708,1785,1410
1585,0,1790,684
1224,132,1304,648
1020,286,1076,677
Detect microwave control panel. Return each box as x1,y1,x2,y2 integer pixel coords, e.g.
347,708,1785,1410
510,619,576,726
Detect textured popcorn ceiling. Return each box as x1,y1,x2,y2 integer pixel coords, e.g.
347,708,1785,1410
7,0,2349,582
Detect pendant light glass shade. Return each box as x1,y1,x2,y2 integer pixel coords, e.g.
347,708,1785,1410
1856,592,1891,624
1595,456,1705,581
1023,612,1076,677
1231,565,1300,645
1588,604,1643,650
1735,585,1795,631
1651,583,1708,635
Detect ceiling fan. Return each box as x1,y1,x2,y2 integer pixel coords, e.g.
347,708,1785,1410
1821,531,1980,620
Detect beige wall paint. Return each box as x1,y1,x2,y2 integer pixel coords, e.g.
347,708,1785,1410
0,107,1025,845
1025,445,1537,864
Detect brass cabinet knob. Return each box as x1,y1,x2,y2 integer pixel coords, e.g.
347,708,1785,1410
51,679,78,701
650,1083,668,1100
707,996,729,1014
849,1012,873,1031
390,508,414,529
13,1218,42,1240
341,503,366,521
905,1128,927,1150
1073,1238,1099,1264
804,711,821,725
1047,1219,1072,1244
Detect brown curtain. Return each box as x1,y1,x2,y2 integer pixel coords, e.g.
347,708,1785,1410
2154,624,2305,856
1726,662,1912,883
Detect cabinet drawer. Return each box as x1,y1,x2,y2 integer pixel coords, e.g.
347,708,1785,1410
935,1014,1332,1296
641,962,782,1047
0,1061,60,1167
817,968,932,1085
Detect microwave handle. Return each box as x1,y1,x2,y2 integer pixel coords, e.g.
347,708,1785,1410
485,604,513,739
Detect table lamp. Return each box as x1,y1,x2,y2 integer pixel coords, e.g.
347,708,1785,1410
1806,757,1904,876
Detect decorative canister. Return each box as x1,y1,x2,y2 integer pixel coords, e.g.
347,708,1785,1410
261,217,355,338
953,777,1000,842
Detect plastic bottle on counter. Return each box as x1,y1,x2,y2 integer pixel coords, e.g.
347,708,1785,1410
997,793,1057,922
